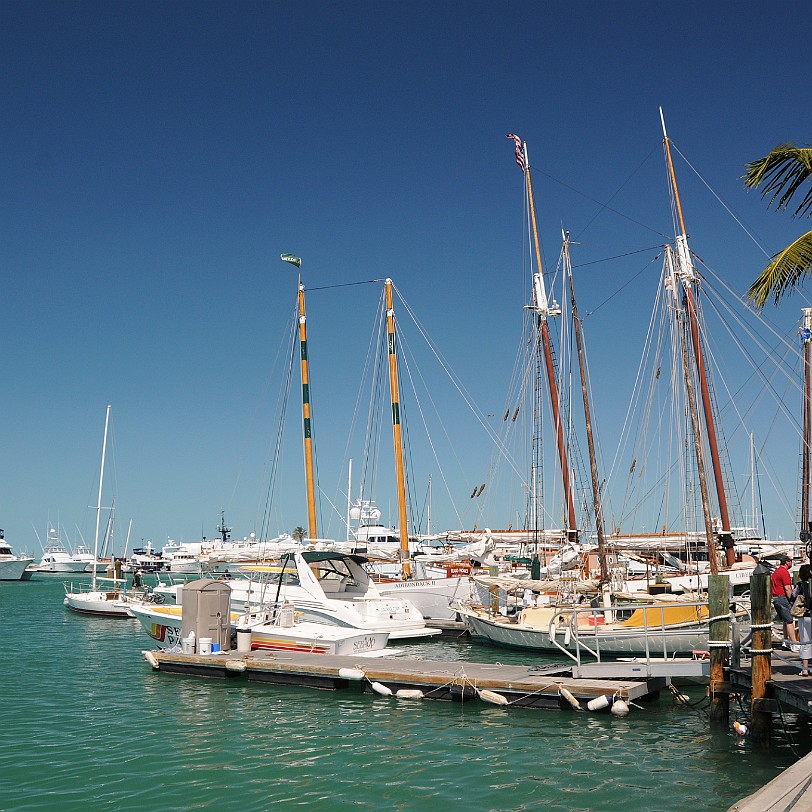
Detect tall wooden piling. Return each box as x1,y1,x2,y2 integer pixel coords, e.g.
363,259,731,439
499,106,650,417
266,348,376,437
749,571,773,745
708,574,730,725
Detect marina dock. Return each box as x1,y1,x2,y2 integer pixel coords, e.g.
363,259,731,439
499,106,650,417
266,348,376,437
730,648,812,715
144,647,668,709
727,750,812,811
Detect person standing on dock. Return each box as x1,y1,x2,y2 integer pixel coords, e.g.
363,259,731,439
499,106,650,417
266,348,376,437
771,555,799,649
795,564,812,675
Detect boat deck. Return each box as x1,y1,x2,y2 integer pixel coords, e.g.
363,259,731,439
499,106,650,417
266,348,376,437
145,648,667,709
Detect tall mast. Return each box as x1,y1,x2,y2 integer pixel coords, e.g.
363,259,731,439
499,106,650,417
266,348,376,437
508,134,578,541
427,474,432,537
660,110,734,566
91,404,111,591
298,281,318,539
384,279,411,578
801,308,812,538
346,459,353,540
666,247,718,575
563,232,608,582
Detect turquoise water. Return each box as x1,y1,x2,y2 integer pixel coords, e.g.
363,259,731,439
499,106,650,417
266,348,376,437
2,575,808,811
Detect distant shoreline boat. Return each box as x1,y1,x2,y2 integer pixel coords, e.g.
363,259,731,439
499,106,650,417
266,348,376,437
0,530,34,581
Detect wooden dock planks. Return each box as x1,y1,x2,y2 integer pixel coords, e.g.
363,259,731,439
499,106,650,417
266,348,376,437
146,648,667,709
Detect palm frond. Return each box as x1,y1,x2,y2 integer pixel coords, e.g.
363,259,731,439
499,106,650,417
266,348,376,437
748,229,812,307
743,144,812,218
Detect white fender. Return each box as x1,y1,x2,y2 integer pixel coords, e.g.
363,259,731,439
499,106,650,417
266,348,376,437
587,695,612,711
371,681,393,696
396,689,424,700
338,668,366,681
143,650,159,670
548,621,557,643
559,686,582,711
479,689,509,706
225,660,247,673
611,699,630,717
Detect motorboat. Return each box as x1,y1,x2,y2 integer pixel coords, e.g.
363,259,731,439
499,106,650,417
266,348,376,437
71,544,98,573
151,550,441,640
0,531,34,581
38,529,91,573
127,601,396,657
242,549,441,640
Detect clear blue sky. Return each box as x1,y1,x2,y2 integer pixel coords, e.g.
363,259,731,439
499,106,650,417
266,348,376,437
2,1,809,554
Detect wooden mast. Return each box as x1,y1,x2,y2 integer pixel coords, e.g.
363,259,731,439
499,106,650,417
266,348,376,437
298,280,318,539
563,232,608,582
511,135,578,541
384,278,411,577
666,247,719,575
660,110,734,567
802,308,812,539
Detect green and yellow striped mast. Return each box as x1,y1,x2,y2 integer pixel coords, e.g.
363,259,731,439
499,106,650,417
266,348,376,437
282,253,318,540
384,278,411,578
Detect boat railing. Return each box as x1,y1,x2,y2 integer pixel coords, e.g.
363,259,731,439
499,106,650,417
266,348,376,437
546,598,713,667
237,600,297,629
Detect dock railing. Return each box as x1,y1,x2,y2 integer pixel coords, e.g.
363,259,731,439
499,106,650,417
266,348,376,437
545,599,721,679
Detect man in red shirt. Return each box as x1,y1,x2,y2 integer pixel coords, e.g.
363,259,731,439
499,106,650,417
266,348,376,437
771,555,798,647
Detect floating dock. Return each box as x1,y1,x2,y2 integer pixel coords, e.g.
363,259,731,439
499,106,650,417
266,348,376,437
143,648,668,709
730,648,812,715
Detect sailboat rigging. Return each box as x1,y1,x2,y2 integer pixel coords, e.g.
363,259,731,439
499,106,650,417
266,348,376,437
661,109,733,569
509,133,579,544
64,404,141,616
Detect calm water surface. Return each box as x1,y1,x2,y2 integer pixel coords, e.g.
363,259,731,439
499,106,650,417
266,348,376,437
2,575,809,811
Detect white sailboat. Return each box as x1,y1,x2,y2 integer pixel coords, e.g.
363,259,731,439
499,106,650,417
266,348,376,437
64,405,144,616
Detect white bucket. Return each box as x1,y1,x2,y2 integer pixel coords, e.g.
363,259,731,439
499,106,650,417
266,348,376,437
236,628,252,653
198,637,212,656
181,637,195,655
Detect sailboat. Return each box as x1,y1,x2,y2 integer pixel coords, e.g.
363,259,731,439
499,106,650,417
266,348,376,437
456,128,755,656
64,405,146,616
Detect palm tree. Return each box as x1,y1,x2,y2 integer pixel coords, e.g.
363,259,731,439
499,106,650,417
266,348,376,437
745,143,812,307
292,526,306,543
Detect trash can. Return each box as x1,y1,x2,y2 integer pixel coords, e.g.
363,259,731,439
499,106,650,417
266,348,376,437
236,627,252,653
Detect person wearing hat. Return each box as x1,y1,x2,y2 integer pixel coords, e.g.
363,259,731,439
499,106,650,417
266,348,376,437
771,555,798,648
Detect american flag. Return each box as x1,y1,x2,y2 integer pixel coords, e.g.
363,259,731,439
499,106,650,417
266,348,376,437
506,133,525,171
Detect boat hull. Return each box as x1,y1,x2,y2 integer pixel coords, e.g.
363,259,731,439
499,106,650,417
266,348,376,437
375,576,474,620
458,605,710,657
63,586,147,617
128,604,393,655
0,557,35,581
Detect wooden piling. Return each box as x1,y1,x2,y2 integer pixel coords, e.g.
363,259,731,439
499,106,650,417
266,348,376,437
708,573,730,726
750,571,773,746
